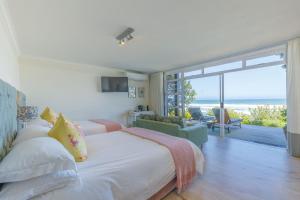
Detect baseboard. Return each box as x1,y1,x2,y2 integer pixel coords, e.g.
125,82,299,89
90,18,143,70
287,132,300,157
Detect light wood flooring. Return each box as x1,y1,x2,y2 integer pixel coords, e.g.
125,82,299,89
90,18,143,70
164,135,300,200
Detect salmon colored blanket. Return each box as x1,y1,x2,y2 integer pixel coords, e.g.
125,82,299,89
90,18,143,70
89,119,122,132
123,127,196,193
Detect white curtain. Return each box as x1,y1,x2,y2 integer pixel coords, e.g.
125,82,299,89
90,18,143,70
287,37,300,156
149,72,164,116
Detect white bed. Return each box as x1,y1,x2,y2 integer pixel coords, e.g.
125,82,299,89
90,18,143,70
74,120,108,135
28,118,124,136
33,131,205,200
74,120,125,136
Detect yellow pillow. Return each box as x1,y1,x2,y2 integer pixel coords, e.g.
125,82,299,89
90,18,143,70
48,114,87,162
40,107,57,125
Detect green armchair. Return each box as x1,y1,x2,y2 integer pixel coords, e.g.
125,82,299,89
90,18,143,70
133,119,208,147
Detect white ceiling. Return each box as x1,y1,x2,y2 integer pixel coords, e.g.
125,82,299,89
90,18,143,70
5,0,300,73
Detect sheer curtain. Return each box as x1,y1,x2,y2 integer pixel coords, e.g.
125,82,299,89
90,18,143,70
149,72,164,116
287,37,300,157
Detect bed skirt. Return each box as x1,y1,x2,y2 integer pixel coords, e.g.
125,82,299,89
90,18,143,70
148,178,176,200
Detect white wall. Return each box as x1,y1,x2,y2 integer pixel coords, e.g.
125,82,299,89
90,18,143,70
0,3,20,88
19,57,149,124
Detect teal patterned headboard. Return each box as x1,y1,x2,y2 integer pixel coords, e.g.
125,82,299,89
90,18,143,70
0,79,20,161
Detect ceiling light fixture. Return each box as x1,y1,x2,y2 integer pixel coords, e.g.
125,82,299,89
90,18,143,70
119,39,125,46
126,34,133,41
116,27,134,46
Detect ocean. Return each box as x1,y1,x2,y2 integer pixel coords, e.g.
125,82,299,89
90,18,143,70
193,98,286,105
190,98,286,114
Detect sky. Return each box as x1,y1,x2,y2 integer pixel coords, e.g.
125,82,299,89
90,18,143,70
189,65,286,100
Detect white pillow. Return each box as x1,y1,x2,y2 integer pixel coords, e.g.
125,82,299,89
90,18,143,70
27,118,52,127
13,125,51,146
0,170,79,200
0,137,77,183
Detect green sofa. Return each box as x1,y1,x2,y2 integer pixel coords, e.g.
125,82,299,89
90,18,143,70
134,118,208,147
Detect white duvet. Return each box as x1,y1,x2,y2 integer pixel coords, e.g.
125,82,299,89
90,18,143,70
74,121,125,136
74,120,108,135
33,131,205,200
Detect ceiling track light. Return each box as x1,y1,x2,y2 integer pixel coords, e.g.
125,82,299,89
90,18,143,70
116,27,134,46
126,34,133,41
119,39,125,46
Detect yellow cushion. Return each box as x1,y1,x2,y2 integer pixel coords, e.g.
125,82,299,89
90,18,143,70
40,107,57,125
48,114,87,162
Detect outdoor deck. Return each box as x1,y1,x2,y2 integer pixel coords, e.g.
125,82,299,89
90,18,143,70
208,124,287,147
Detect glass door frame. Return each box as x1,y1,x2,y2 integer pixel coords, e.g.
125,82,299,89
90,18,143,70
219,74,225,137
164,45,287,137
164,72,226,136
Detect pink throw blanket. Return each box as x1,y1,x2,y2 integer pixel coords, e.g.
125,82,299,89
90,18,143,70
123,127,196,192
89,119,122,132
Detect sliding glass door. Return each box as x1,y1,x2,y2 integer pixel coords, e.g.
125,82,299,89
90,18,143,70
165,45,286,140
165,73,184,117
222,66,287,146
187,75,224,136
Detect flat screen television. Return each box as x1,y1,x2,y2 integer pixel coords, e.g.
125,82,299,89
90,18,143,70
101,77,128,92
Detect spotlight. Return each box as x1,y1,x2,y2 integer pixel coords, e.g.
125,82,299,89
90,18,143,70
127,34,133,41
116,27,134,46
119,39,125,46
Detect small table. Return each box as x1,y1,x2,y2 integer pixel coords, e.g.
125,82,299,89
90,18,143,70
127,111,155,127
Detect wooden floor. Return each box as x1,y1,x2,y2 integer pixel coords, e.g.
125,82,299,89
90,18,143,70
164,135,300,200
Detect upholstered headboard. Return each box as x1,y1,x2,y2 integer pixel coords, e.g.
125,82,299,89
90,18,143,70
0,79,25,161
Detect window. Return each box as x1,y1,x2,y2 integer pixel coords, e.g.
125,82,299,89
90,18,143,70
164,45,286,119
167,80,182,92
204,61,242,74
166,74,177,80
165,73,184,117
184,69,203,77
246,54,284,66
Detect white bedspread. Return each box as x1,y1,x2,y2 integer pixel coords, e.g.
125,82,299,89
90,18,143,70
74,121,125,136
33,131,205,200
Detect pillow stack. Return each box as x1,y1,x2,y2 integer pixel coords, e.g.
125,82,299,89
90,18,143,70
13,125,50,146
35,107,87,162
0,107,88,199
0,137,78,200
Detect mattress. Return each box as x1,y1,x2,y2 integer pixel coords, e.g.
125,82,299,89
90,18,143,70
33,131,204,200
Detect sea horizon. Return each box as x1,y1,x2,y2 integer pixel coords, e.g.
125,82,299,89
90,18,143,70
191,98,286,114
192,98,286,105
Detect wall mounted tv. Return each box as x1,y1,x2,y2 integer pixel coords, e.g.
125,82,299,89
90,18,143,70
101,76,128,92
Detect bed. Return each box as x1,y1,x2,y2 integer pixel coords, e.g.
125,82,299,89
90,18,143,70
0,79,205,200
33,131,204,200
29,117,124,136
74,120,124,136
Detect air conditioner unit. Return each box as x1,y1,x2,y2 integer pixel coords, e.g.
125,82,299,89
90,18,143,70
124,72,148,81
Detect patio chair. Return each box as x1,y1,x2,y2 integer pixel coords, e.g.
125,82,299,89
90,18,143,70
212,108,242,133
188,107,215,122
